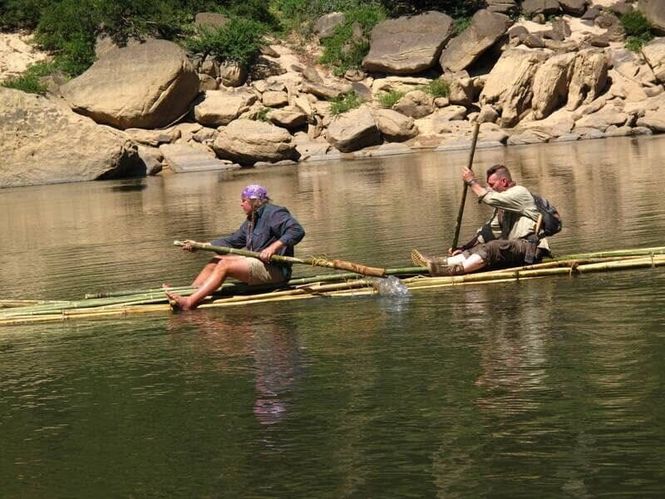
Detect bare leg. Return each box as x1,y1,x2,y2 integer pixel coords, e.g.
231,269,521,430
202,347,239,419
165,256,253,311
191,257,223,287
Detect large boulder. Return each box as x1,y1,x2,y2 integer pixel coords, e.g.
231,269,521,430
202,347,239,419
1,88,144,188
362,11,454,75
372,109,418,141
532,52,576,120
439,10,512,73
61,39,199,130
212,119,299,165
642,38,665,83
567,49,609,111
639,0,665,34
326,106,381,152
194,88,258,127
480,48,548,127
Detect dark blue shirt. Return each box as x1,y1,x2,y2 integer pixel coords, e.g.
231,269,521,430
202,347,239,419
211,203,305,278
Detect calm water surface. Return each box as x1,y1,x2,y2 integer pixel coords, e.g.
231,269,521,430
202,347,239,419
2,136,665,497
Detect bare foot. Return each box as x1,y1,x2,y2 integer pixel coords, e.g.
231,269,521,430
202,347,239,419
163,284,193,312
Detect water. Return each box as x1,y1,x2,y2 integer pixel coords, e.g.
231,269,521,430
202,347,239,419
2,136,665,497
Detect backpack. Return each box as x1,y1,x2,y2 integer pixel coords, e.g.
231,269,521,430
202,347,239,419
530,192,562,238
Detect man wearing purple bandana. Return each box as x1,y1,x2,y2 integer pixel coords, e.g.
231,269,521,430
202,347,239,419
165,184,305,310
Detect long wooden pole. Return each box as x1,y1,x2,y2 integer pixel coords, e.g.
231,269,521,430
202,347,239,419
451,122,481,250
174,240,386,277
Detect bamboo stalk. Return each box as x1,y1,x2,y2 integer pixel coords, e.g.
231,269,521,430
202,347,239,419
174,240,387,277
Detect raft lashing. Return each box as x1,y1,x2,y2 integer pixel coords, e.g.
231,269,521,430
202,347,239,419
1,247,664,326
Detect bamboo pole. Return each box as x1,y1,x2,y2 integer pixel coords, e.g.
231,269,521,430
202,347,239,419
174,240,387,277
451,122,480,250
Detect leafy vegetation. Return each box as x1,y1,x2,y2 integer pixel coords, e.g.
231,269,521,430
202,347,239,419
319,3,386,76
621,10,654,52
1,60,55,93
377,89,404,108
186,17,268,66
330,91,362,115
424,79,449,98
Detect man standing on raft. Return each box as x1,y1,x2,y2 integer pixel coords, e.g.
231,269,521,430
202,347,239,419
165,184,305,310
412,164,552,275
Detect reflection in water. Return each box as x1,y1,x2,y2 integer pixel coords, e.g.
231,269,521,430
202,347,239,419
165,312,302,427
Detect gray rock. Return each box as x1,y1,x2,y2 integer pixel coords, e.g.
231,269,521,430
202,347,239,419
392,90,435,119
372,109,418,141
559,0,587,16
326,106,381,152
642,38,665,84
640,0,665,34
440,10,512,73
213,119,299,165
1,88,144,188
362,11,454,75
160,143,238,173
521,0,561,17
567,50,609,111
61,39,199,130
314,12,346,39
194,89,258,127
269,106,309,130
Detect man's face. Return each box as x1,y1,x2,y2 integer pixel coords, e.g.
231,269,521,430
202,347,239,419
487,174,509,192
241,197,253,215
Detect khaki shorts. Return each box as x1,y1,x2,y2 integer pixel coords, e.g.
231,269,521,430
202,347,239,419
245,257,286,285
467,239,544,269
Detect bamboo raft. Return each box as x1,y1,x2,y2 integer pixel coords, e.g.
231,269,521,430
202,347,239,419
1,246,664,326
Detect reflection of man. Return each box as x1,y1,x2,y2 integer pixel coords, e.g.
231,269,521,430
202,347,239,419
412,164,550,275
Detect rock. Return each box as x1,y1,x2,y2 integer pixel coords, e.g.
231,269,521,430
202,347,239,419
302,79,353,100
392,90,435,119
198,74,218,91
362,11,454,75
636,110,665,132
194,88,258,127
559,0,588,16
358,142,413,157
642,38,665,84
439,10,512,73
268,106,309,130
213,119,299,165
506,129,551,145
61,39,199,130
486,0,519,14
326,106,381,152
137,145,163,175
1,88,144,188
567,49,609,111
314,12,346,39
372,109,418,141
160,143,238,173
532,53,575,120
521,0,561,17
125,127,181,146
480,48,548,127
220,61,248,87
574,105,629,130
640,0,665,34
191,127,218,144
443,74,476,106
434,105,468,121
371,76,432,95
478,104,500,123
262,90,289,107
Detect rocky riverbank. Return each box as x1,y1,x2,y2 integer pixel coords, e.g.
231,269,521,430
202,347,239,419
2,0,665,188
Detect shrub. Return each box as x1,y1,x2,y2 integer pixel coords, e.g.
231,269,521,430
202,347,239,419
0,0,51,29
621,10,654,52
185,17,267,66
330,91,362,115
319,3,386,76
453,16,471,36
377,89,404,108
424,79,449,98
1,60,55,94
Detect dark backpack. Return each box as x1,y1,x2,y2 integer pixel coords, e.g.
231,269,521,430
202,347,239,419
530,192,562,238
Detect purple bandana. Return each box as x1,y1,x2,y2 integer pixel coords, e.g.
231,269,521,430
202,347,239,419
241,184,268,201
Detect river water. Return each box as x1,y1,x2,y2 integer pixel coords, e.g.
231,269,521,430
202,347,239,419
2,136,665,497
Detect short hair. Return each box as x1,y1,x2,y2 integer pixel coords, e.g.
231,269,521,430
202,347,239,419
486,164,512,182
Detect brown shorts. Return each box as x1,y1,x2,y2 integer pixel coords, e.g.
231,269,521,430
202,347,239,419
467,239,543,269
245,257,286,285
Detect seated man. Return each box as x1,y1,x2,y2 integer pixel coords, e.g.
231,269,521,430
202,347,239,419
412,164,551,276
165,184,305,310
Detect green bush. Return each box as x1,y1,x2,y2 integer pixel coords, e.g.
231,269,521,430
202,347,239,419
0,0,50,29
621,10,654,52
185,16,267,66
424,79,449,98
1,60,55,94
330,91,362,115
319,3,386,76
377,89,404,108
